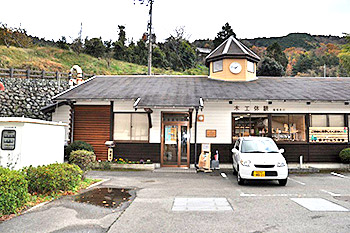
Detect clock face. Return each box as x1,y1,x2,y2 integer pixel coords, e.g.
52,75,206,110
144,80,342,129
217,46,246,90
229,62,242,74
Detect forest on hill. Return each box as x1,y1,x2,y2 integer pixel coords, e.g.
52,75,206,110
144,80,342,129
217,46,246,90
0,22,349,77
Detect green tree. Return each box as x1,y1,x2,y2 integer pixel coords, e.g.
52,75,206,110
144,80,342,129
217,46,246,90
213,22,236,48
84,37,105,58
292,53,314,76
266,42,288,69
257,57,284,76
57,36,69,50
338,33,350,76
113,25,128,60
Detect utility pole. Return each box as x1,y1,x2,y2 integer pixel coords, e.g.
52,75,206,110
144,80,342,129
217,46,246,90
147,0,153,75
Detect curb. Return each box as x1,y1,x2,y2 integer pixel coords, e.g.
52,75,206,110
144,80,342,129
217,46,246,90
23,179,109,214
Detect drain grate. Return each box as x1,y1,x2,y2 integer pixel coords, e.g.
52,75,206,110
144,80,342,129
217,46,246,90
172,198,233,211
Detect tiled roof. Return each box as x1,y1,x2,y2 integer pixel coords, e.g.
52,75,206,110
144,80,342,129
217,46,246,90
205,36,260,64
54,75,350,107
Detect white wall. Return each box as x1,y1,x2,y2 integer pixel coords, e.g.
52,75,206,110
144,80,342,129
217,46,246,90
52,104,70,143
54,99,350,147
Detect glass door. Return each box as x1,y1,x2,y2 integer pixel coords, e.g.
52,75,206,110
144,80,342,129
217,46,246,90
163,125,179,166
162,122,190,167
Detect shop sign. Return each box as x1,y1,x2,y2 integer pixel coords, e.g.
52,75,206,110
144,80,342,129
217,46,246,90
206,129,217,138
309,127,348,143
233,105,284,112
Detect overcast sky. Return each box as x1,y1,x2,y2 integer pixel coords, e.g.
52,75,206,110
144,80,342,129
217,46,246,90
1,0,349,43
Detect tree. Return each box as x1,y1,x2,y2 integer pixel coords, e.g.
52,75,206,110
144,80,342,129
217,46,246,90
104,40,113,68
84,37,105,58
292,53,314,76
0,23,32,48
57,36,69,50
338,33,350,76
257,57,285,76
113,25,128,61
266,42,288,69
213,22,236,48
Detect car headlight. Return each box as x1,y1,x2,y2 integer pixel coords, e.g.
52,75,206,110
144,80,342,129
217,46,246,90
277,162,286,167
240,159,251,167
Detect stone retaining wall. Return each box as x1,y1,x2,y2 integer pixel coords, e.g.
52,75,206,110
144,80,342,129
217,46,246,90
0,77,70,120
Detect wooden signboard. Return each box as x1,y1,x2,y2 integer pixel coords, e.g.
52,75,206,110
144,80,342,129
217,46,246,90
206,129,217,138
309,127,348,143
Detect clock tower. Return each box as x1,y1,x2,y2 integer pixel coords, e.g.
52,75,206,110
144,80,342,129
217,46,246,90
205,36,260,82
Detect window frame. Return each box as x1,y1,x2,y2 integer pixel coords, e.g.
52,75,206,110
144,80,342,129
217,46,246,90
212,60,223,73
113,112,150,143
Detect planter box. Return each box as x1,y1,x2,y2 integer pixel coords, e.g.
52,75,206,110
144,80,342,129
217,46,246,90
110,163,155,171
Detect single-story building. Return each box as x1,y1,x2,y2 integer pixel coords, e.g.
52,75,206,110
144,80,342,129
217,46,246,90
45,36,350,167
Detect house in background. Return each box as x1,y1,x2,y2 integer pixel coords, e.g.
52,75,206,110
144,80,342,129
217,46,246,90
45,36,350,167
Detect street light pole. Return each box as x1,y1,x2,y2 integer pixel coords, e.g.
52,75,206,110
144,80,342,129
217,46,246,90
147,0,153,75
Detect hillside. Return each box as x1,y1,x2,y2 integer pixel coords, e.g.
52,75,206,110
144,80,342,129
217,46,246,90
0,46,208,75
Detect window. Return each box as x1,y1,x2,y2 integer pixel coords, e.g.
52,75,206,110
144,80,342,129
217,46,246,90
232,114,268,139
247,61,255,73
311,114,344,127
272,114,306,142
213,60,223,73
114,113,149,141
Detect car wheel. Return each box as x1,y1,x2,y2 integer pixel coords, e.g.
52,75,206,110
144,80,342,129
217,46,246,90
237,168,245,185
278,178,288,186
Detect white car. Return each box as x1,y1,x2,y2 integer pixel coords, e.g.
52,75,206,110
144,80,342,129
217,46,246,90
232,137,288,186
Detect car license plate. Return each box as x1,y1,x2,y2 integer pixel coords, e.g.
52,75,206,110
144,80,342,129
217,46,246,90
253,171,265,177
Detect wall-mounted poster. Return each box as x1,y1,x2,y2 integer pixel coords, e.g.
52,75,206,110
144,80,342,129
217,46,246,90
165,125,177,144
309,127,348,143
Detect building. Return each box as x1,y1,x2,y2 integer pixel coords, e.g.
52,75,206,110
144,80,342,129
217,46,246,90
46,36,350,167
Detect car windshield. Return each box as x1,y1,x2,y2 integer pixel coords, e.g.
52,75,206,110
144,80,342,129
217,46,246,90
241,139,279,153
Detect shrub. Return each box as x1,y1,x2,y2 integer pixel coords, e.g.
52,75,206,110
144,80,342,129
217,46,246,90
69,150,96,172
339,148,350,163
23,163,83,194
64,140,94,159
0,167,29,215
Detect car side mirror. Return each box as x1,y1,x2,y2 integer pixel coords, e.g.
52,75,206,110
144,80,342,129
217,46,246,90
232,148,238,153
279,148,285,154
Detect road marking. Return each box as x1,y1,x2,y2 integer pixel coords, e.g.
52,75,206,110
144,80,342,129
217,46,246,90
331,172,347,179
220,172,228,178
172,198,233,211
291,198,348,212
288,177,306,186
320,189,341,197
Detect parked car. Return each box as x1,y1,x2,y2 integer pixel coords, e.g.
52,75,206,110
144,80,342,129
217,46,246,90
232,137,288,186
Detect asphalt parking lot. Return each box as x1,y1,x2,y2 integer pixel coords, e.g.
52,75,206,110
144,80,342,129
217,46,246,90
1,169,350,233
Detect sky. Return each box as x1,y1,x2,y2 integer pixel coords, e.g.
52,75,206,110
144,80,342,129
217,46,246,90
1,0,349,43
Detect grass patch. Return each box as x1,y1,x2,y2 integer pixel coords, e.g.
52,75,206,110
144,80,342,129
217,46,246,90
0,45,208,75
0,178,101,222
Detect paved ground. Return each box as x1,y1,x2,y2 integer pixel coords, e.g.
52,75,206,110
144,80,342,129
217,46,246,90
1,170,350,233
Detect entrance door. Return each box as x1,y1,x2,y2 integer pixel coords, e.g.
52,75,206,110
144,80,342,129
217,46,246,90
161,113,190,167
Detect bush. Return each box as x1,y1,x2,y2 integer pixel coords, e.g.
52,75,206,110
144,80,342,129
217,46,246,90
69,150,96,172
23,163,83,194
339,148,350,163
64,140,94,159
0,167,29,215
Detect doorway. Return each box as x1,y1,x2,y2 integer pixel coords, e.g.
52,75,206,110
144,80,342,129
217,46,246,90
161,113,190,167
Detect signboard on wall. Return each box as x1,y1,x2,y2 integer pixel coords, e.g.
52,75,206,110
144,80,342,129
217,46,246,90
309,127,348,143
206,129,217,138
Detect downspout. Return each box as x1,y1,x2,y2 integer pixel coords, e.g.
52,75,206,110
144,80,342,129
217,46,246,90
194,106,199,168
